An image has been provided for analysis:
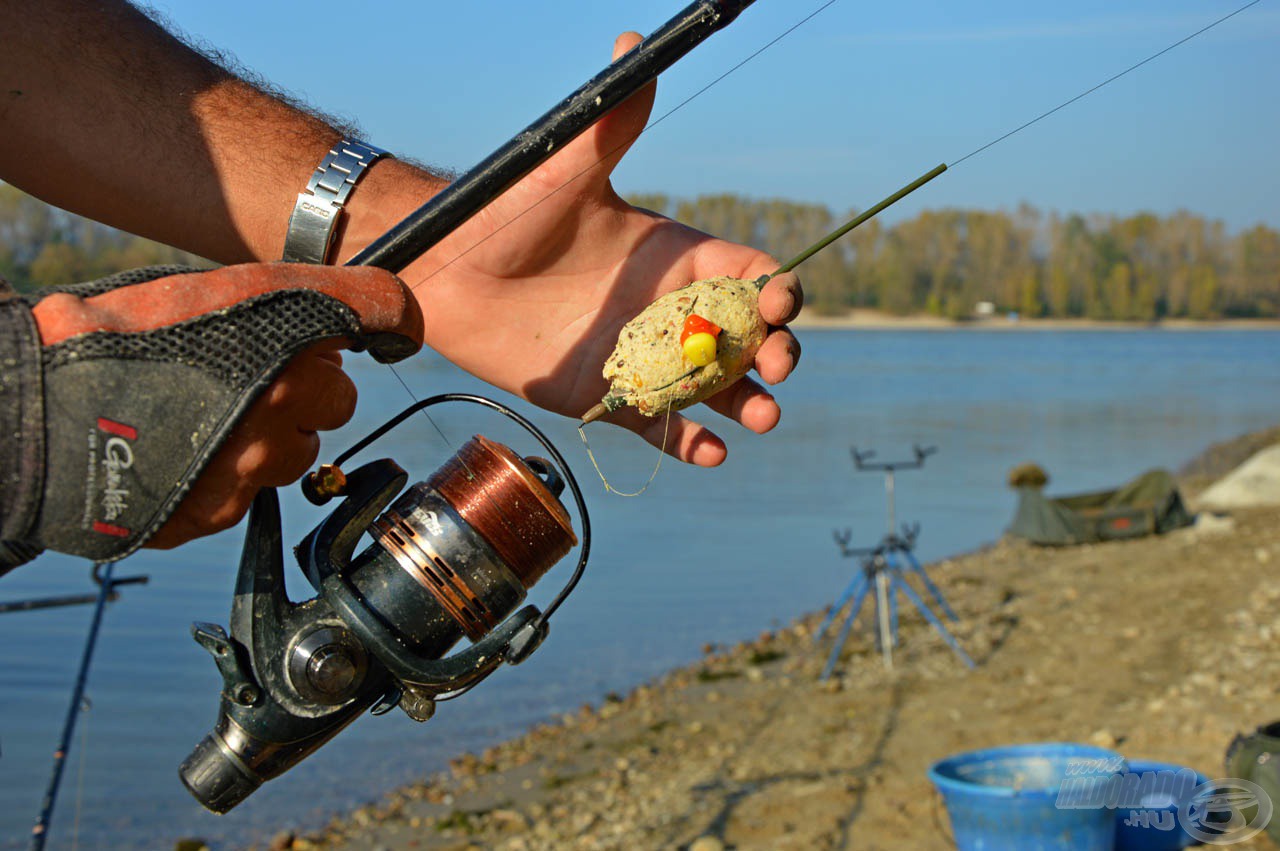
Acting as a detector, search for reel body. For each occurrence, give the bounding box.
[180,397,589,813]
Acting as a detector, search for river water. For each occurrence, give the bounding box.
[2,329,1278,849]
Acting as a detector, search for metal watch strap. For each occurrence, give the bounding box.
[282,139,390,264]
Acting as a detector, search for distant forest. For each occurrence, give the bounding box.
[0,185,206,290]
[633,193,1280,320]
[2,183,1277,319]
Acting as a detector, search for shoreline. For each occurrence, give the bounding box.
[789,307,1280,331]
[249,431,1280,851]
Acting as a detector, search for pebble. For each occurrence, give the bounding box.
[268,832,295,851]
[689,837,725,851]
[1089,729,1118,749]
[490,809,529,832]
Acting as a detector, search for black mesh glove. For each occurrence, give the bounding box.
[0,264,422,569]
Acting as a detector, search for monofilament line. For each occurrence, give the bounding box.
[384,1,840,485]
[950,0,1263,168]
[400,0,840,299]
[578,401,673,497]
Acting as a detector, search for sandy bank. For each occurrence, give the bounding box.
[259,434,1280,851]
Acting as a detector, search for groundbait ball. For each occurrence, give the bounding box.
[581,276,767,423]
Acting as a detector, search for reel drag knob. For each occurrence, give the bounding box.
[287,627,368,704]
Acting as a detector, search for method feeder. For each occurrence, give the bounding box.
[180,0,763,814]
[580,163,948,425]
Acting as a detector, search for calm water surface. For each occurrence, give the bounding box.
[2,330,1278,849]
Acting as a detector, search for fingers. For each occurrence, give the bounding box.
[146,343,358,549]
[37,264,425,355]
[702,376,781,434]
[259,341,358,433]
[606,407,728,468]
[593,31,655,171]
[546,31,655,192]
[754,326,802,386]
[758,271,804,325]
[605,377,782,468]
[613,30,643,58]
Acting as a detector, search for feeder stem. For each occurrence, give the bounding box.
[756,162,947,290]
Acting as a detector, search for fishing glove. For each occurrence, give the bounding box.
[0,264,423,571]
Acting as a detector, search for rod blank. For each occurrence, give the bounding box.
[349,1,757,273]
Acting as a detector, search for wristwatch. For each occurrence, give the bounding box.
[282,139,390,264]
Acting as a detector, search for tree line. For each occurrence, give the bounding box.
[0,184,206,290]
[2,182,1276,319]
[631,193,1279,320]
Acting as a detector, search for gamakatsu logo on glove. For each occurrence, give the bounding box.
[93,418,137,538]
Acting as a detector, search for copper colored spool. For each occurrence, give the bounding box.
[427,436,577,589]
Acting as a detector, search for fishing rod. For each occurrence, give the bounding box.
[0,563,147,615]
[29,563,147,851]
[178,1,763,814]
[348,0,758,272]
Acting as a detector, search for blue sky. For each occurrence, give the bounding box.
[149,0,1278,230]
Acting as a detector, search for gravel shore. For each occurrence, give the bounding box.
[253,439,1280,851]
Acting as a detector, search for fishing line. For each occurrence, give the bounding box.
[578,400,673,496]
[398,0,840,301]
[377,0,1258,498]
[382,358,535,553]
[377,0,840,487]
[949,0,1262,168]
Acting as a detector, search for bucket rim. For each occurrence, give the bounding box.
[1120,758,1209,785]
[928,741,1124,800]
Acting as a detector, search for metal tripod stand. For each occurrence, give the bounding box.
[814,446,974,677]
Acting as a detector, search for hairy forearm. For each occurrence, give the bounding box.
[0,0,447,265]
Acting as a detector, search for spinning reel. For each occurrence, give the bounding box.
[179,395,590,813]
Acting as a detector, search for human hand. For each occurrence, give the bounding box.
[384,32,802,467]
[28,264,422,557]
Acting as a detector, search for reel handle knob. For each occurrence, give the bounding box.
[302,464,348,506]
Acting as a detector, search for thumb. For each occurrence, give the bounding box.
[597,31,656,164]
[550,30,656,189]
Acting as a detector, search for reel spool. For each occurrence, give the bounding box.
[179,395,590,813]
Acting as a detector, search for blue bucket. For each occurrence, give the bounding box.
[929,742,1125,851]
[1113,760,1210,851]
